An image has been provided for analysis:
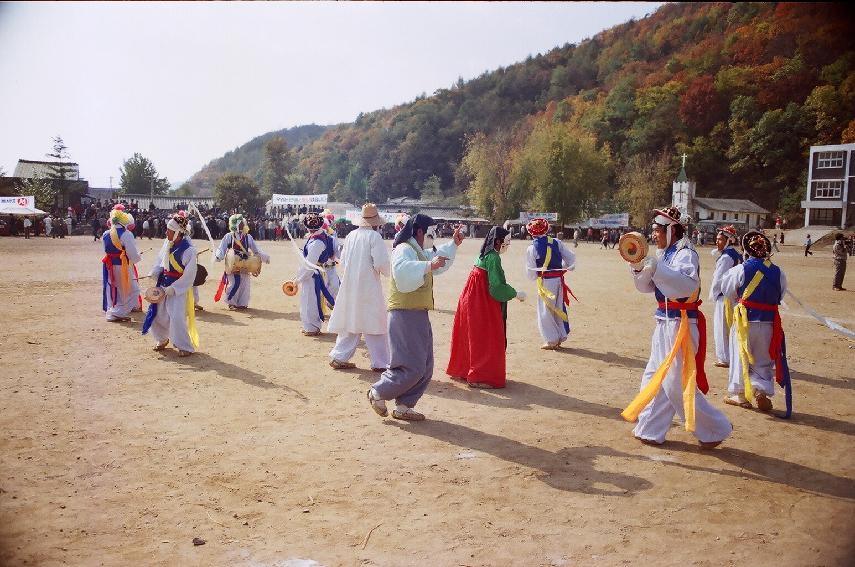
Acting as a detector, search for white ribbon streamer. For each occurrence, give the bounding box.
[189,203,217,268]
[785,289,855,339]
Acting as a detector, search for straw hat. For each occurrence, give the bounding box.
[356,203,383,227]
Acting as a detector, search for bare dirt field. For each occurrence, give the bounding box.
[1,234,853,567]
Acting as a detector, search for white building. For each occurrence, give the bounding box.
[672,158,769,229]
[13,159,80,180]
[801,143,854,229]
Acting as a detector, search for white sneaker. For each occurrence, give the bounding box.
[366,388,387,417]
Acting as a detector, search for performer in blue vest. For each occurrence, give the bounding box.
[721,230,791,415]
[213,213,270,310]
[142,212,199,357]
[524,218,577,350]
[621,205,732,448]
[708,225,742,368]
[101,205,142,322]
[294,212,341,336]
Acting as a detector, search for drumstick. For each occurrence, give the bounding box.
[196,247,210,256]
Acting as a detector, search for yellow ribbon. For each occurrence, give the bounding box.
[167,249,200,349]
[536,237,569,322]
[733,261,769,401]
[109,228,130,299]
[622,290,700,432]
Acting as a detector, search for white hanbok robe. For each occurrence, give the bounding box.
[327,227,391,367]
[295,235,340,332]
[720,263,788,397]
[214,232,269,307]
[103,228,142,321]
[708,247,739,364]
[631,246,732,444]
[147,240,198,352]
[525,239,576,344]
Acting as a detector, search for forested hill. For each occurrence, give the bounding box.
[187,3,855,222]
[189,124,327,195]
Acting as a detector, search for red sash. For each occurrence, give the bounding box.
[658,299,708,394]
[737,298,787,387]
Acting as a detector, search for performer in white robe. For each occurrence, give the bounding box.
[295,212,341,335]
[708,225,742,367]
[524,218,577,350]
[366,214,463,421]
[721,231,791,414]
[101,205,142,322]
[327,203,391,371]
[142,212,199,356]
[213,214,270,310]
[622,205,732,448]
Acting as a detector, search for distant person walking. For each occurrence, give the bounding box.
[23,217,32,239]
[804,234,813,256]
[833,233,847,291]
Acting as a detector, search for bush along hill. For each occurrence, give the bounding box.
[189,2,855,225]
[188,124,328,196]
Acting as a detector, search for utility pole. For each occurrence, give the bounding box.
[150,177,154,210]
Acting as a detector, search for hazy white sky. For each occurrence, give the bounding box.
[0,1,661,188]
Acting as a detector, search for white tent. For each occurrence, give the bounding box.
[0,204,47,215]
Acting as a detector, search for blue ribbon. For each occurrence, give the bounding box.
[312,272,335,322]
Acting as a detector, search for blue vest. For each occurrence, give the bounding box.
[230,233,250,259]
[157,238,191,287]
[304,233,334,265]
[533,236,563,270]
[721,246,742,266]
[738,258,781,322]
[102,227,126,264]
[654,244,700,319]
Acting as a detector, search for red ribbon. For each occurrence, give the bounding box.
[658,300,708,394]
[214,272,228,302]
[737,298,786,386]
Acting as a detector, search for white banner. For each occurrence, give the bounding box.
[519,211,558,222]
[586,213,629,228]
[345,209,399,223]
[0,195,35,208]
[271,193,328,206]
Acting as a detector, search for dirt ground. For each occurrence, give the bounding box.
[0,233,853,567]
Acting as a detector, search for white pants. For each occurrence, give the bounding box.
[150,293,195,352]
[712,296,731,364]
[536,277,569,344]
[633,318,733,444]
[224,270,252,307]
[106,265,137,321]
[727,322,775,396]
[329,332,391,369]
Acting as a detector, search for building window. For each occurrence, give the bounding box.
[814,180,843,199]
[734,213,739,221]
[817,151,845,168]
[810,208,841,225]
[722,212,727,220]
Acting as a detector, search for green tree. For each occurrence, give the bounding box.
[519,121,612,224]
[419,174,444,203]
[616,151,673,227]
[261,136,294,196]
[120,153,170,195]
[214,173,262,212]
[461,131,526,222]
[45,136,73,180]
[174,182,194,197]
[21,173,59,211]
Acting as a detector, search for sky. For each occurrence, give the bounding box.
[0,1,662,189]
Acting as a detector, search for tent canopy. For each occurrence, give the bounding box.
[0,204,47,215]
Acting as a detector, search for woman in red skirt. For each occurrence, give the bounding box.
[447,226,526,388]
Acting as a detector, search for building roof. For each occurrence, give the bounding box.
[693,197,769,214]
[675,166,689,183]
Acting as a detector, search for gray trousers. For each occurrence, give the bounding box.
[372,310,433,407]
[834,259,846,288]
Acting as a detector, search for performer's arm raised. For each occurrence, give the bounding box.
[391,245,431,293]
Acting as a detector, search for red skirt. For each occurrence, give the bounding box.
[446,267,506,388]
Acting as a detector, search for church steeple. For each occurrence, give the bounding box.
[672,153,696,219]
